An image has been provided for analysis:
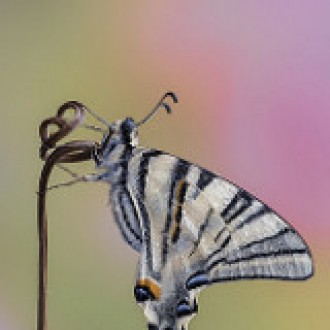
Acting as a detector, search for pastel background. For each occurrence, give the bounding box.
[0,1,329,329]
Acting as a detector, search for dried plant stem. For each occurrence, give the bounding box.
[37,101,96,330]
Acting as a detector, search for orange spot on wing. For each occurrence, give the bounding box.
[136,278,162,300]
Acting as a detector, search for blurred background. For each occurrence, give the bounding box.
[0,1,329,329]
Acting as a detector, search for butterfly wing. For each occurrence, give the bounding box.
[183,173,313,285]
[126,148,313,283]
[125,148,313,329]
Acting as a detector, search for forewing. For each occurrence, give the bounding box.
[126,148,313,283]
[182,167,314,286]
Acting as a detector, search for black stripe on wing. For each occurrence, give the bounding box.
[207,234,232,261]
[138,150,163,198]
[235,205,271,230]
[111,190,142,252]
[187,167,215,200]
[110,147,143,252]
[209,205,271,261]
[119,192,142,242]
[205,215,313,281]
[162,159,190,265]
[197,169,214,190]
[220,189,254,224]
[190,208,214,256]
[207,236,307,271]
[136,150,163,272]
[209,248,312,282]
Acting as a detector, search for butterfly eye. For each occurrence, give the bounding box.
[186,273,209,290]
[176,298,198,318]
[134,285,155,303]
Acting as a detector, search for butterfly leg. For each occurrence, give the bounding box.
[37,168,106,194]
[41,178,83,192]
[56,163,108,183]
[56,163,82,179]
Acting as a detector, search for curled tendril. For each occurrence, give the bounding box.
[39,100,88,160]
[37,101,97,330]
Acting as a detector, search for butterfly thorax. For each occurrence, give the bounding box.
[91,117,145,252]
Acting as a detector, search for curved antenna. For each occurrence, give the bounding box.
[82,124,107,133]
[83,105,111,127]
[136,92,179,127]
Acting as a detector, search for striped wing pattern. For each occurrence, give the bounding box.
[114,147,313,283]
[110,184,143,252]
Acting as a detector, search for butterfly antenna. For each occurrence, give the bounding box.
[82,124,107,133]
[136,92,179,127]
[82,105,111,127]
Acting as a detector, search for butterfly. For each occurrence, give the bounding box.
[66,92,313,330]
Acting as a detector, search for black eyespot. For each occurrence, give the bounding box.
[176,300,192,317]
[134,285,155,303]
[147,324,158,330]
[134,286,149,302]
[186,272,209,290]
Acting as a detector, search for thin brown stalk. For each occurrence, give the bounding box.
[37,101,96,330]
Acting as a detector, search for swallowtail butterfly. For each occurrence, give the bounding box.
[75,92,313,330]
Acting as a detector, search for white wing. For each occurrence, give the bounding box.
[180,165,313,286]
[125,149,313,285]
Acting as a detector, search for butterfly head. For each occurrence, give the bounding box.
[91,92,178,169]
[134,257,202,330]
[93,117,138,168]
